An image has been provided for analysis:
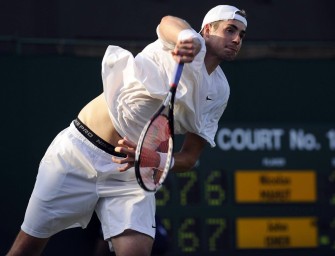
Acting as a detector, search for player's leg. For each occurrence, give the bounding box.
[111,229,154,256]
[6,230,49,256]
[96,180,156,256]
[7,124,100,255]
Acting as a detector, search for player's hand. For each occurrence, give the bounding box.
[112,137,136,172]
[172,37,201,63]
[112,137,161,172]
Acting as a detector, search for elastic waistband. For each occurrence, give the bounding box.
[73,118,125,157]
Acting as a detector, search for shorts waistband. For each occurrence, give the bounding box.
[73,118,125,157]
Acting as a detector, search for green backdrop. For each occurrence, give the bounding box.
[1,54,334,255]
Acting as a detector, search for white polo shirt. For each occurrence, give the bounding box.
[102,28,229,147]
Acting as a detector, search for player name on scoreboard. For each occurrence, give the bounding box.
[235,170,317,203]
[236,217,318,249]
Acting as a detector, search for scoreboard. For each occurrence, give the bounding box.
[155,124,335,256]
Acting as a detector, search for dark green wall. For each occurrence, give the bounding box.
[1,54,334,255]
[0,55,103,255]
[221,59,335,124]
[1,0,334,41]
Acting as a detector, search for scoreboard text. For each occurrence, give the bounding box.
[156,124,335,255]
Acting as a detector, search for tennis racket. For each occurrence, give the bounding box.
[134,62,184,192]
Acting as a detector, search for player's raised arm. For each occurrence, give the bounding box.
[158,15,202,63]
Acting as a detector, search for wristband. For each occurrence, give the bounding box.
[158,152,175,170]
[178,29,198,41]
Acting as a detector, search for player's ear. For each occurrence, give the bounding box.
[202,24,211,38]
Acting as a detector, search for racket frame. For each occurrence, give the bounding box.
[135,63,184,192]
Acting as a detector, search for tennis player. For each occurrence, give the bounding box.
[7,5,247,256]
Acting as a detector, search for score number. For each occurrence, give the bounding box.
[156,170,228,253]
[156,169,227,207]
[161,217,228,253]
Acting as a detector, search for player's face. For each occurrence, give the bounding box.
[205,20,246,61]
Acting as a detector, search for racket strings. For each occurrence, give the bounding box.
[140,115,170,168]
[139,115,172,188]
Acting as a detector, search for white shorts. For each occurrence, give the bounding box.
[21,121,156,241]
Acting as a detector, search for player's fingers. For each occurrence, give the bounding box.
[118,137,136,149]
[174,37,201,60]
[112,155,135,164]
[112,156,122,164]
[114,146,135,157]
[117,163,134,172]
[179,38,193,44]
[172,53,193,63]
[172,46,198,63]
[173,46,195,56]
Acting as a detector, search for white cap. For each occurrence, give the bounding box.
[200,5,247,31]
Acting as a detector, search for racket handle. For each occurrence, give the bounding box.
[171,63,184,87]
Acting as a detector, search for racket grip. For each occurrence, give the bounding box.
[172,63,184,86]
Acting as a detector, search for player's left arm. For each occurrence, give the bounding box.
[112,132,206,173]
[172,132,207,172]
